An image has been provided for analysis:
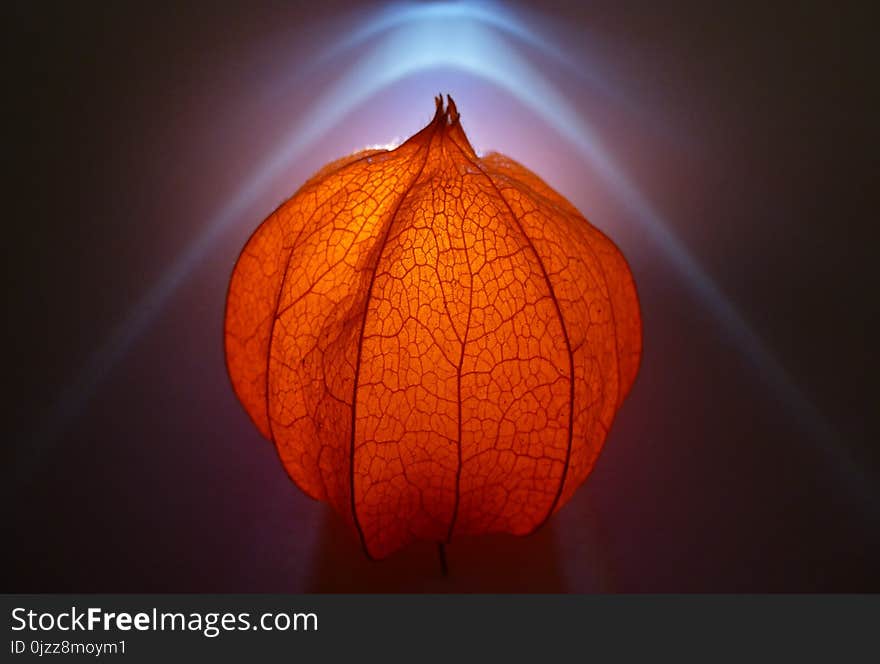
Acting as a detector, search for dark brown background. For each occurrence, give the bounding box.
[4,0,877,591]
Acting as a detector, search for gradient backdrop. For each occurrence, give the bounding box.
[5,0,877,592]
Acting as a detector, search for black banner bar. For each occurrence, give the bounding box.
[2,595,876,661]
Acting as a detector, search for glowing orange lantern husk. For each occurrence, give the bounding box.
[225,96,641,560]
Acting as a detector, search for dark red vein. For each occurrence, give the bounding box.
[347,123,441,559]
[447,137,576,531]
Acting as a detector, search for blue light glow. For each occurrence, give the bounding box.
[23,1,876,513]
